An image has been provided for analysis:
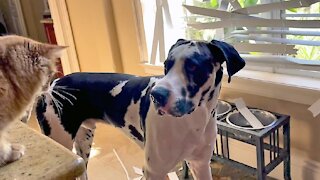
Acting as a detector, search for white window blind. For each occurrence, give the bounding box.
[136,0,320,77]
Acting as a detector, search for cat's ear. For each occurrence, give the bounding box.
[41,44,67,59]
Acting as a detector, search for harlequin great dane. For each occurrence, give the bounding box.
[35,39,245,179]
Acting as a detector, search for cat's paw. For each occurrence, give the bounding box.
[0,142,25,166]
[7,144,25,163]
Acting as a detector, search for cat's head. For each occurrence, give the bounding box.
[0,35,66,87]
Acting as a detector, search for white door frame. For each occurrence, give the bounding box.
[48,0,80,74]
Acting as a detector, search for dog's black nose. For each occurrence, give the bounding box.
[150,87,170,107]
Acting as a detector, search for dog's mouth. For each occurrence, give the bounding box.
[157,108,166,116]
[154,104,170,116]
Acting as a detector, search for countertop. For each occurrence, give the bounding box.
[0,121,85,180]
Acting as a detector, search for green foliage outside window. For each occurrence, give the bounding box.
[286,3,320,61]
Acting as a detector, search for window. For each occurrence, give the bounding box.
[136,0,320,78]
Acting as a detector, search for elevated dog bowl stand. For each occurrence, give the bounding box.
[183,108,291,180]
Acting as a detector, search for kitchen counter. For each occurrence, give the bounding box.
[0,121,85,179]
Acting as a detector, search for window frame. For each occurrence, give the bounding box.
[136,0,320,105]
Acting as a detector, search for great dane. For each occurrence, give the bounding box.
[35,39,245,179]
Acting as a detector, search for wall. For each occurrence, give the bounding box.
[66,0,122,72]
[111,0,144,76]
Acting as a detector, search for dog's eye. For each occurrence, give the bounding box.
[187,64,196,72]
[186,61,197,72]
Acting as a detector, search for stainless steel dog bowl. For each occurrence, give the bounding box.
[217,100,232,117]
[226,109,277,130]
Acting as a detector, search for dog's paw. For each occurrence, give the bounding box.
[7,144,25,163]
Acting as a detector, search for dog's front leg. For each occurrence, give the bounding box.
[187,118,217,180]
[143,149,171,180]
[143,169,167,180]
[143,130,178,180]
[187,143,215,180]
[187,155,213,180]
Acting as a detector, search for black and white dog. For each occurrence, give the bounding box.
[35,39,245,179]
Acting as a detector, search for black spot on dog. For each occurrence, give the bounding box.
[164,59,175,75]
[211,109,216,117]
[215,67,223,87]
[133,90,142,104]
[140,81,156,132]
[184,51,213,98]
[129,125,144,142]
[198,86,211,106]
[36,95,51,136]
[208,89,215,102]
[187,85,199,98]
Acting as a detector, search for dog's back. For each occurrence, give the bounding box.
[36,72,160,147]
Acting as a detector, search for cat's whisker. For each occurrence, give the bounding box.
[52,90,74,106]
[48,93,63,118]
[51,94,63,109]
[55,89,77,100]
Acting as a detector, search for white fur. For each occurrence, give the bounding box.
[109,80,128,97]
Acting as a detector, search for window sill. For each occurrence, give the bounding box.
[143,64,320,105]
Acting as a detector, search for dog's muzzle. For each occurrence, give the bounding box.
[150,87,195,117]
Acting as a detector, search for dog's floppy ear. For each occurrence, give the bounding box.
[208,39,245,83]
[168,39,190,53]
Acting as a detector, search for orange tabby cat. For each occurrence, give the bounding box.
[0,35,65,166]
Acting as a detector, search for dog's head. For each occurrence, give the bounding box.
[150,39,245,117]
